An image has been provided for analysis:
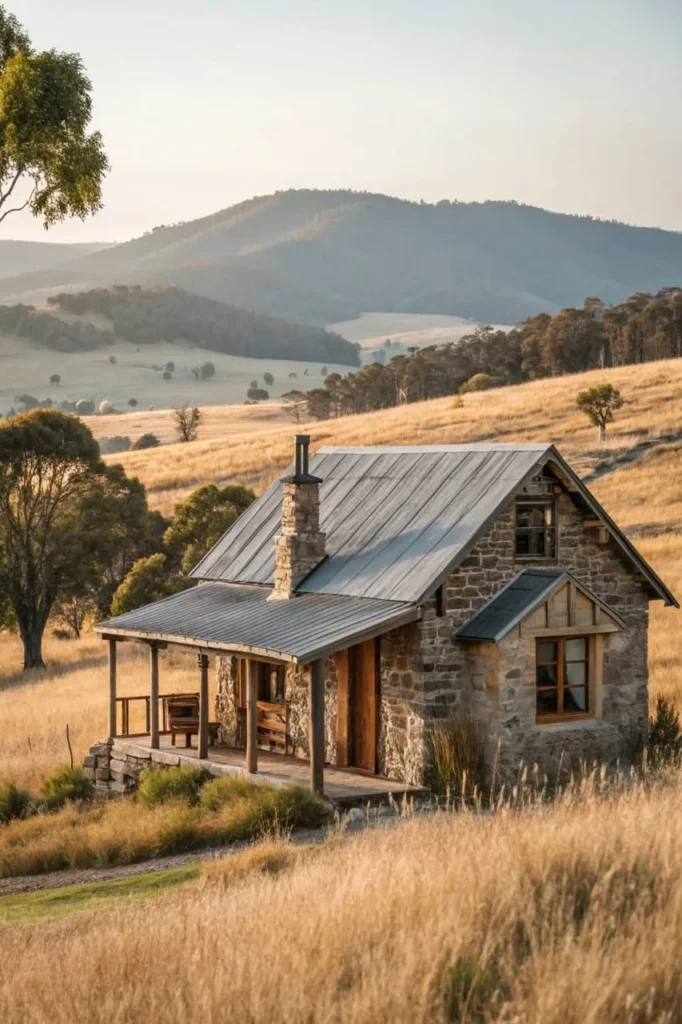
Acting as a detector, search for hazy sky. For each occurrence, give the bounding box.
[8,0,682,243]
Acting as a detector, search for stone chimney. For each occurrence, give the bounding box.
[269,435,326,600]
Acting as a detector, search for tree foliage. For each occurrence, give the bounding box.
[0,409,156,668]
[110,553,190,617]
[164,483,255,573]
[173,404,202,442]
[0,6,108,228]
[576,383,624,440]
[287,289,682,420]
[47,286,359,364]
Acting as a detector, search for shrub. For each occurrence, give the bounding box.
[40,766,94,811]
[165,360,175,372]
[0,782,31,824]
[128,397,138,407]
[246,386,269,401]
[75,398,95,415]
[138,766,211,808]
[459,373,505,394]
[199,777,325,830]
[98,435,131,454]
[199,776,266,811]
[132,432,161,450]
[649,696,682,765]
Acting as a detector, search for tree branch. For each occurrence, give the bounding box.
[0,183,36,225]
[0,167,25,208]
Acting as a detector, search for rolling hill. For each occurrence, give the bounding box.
[2,191,682,324]
[0,239,109,278]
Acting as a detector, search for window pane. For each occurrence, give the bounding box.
[565,638,587,661]
[515,532,531,555]
[564,687,588,713]
[536,665,557,688]
[537,688,558,714]
[565,662,586,687]
[537,642,558,664]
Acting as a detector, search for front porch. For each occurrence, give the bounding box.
[110,734,425,807]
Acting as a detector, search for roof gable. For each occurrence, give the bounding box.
[455,569,627,642]
[190,443,677,608]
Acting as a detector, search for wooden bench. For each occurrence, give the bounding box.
[167,696,218,749]
[257,701,290,754]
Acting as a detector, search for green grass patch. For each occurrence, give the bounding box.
[0,864,200,924]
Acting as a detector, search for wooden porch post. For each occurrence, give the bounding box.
[108,639,117,739]
[310,659,325,797]
[246,659,258,773]
[149,644,160,749]
[198,653,209,759]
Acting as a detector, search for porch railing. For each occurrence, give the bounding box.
[116,692,200,738]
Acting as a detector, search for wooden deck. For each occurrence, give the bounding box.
[113,734,425,806]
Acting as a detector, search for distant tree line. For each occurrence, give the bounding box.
[0,303,114,352]
[47,285,360,365]
[284,288,682,419]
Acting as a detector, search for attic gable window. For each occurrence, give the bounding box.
[515,474,557,560]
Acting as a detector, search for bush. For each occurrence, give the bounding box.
[0,782,31,824]
[459,373,505,394]
[132,432,161,450]
[98,435,131,454]
[128,397,138,407]
[199,777,325,830]
[162,370,172,380]
[246,387,269,401]
[40,766,94,811]
[138,766,211,808]
[649,696,682,765]
[75,398,95,415]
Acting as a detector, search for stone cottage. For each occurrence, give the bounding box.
[98,437,677,794]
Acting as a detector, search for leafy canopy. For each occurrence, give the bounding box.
[0,6,108,227]
[164,483,255,574]
[576,383,624,430]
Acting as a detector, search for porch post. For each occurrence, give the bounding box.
[108,639,117,739]
[246,659,258,773]
[310,659,325,797]
[198,653,209,759]
[149,644,160,749]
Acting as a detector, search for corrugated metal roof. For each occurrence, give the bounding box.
[455,568,628,642]
[97,583,420,664]
[191,443,677,608]
[191,444,550,603]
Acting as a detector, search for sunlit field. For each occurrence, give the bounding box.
[2,359,682,788]
[105,358,682,514]
[4,779,682,1022]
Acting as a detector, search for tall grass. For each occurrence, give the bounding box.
[0,778,325,877]
[3,776,682,1022]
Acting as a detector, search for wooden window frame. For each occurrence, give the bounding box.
[515,496,557,561]
[536,636,591,723]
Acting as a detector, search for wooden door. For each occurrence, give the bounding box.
[335,638,379,772]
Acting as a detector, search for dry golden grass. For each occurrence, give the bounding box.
[2,358,682,788]
[3,778,682,1022]
[0,636,209,792]
[107,358,682,515]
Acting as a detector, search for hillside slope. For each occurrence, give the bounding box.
[0,240,109,279]
[1,191,682,324]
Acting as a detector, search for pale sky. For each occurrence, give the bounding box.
[8,0,682,243]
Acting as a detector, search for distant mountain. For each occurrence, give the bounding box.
[2,191,682,324]
[0,239,110,279]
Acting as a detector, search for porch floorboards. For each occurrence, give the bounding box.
[114,734,426,806]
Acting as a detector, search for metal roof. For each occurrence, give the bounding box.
[97,582,420,664]
[191,442,677,608]
[192,444,551,603]
[455,568,628,642]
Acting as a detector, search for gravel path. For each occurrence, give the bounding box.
[0,827,327,896]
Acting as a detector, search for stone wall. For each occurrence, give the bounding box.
[420,487,651,784]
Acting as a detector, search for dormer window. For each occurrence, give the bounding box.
[515,474,557,559]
